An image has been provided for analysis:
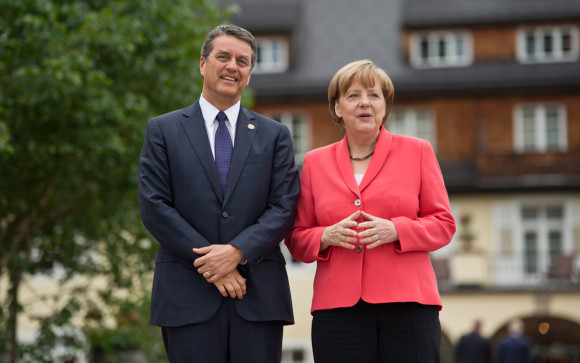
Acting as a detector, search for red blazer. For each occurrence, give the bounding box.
[286,127,455,313]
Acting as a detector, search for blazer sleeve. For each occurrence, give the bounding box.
[285,152,330,263]
[229,124,300,270]
[391,139,455,253]
[138,117,209,263]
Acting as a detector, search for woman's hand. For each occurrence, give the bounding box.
[357,211,398,249]
[320,211,360,251]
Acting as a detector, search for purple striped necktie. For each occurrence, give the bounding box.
[214,111,233,195]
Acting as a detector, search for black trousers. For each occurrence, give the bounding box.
[161,298,283,363]
[312,300,441,363]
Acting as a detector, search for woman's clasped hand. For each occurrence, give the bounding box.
[321,210,399,251]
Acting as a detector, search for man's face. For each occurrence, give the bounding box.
[200,34,253,108]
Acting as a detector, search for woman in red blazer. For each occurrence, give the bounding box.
[286,60,455,363]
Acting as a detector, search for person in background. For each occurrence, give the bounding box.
[454,319,491,363]
[138,24,300,362]
[285,59,455,363]
[497,318,532,363]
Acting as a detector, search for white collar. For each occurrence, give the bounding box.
[199,96,240,129]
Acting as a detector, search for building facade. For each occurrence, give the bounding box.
[232,0,580,362]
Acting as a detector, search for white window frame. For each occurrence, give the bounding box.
[389,108,436,150]
[410,30,473,68]
[516,25,580,63]
[269,112,311,165]
[254,36,289,73]
[493,196,578,286]
[513,103,567,153]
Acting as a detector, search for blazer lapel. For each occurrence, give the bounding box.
[358,126,392,192]
[180,101,223,200]
[336,135,361,198]
[224,106,257,203]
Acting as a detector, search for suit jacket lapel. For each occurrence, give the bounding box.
[224,106,257,203]
[180,101,223,200]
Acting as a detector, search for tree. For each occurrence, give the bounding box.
[0,1,237,361]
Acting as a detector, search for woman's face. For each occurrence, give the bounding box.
[335,79,385,137]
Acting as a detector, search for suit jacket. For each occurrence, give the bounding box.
[455,332,491,363]
[138,100,300,327]
[497,335,532,363]
[286,127,455,313]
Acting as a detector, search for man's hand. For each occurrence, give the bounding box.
[214,270,247,299]
[193,244,244,283]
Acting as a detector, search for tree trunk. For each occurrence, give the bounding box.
[7,269,21,363]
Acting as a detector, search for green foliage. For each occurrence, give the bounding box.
[85,295,167,363]
[0,0,237,360]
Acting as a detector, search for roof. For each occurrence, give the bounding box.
[231,0,405,99]
[403,0,580,28]
[230,0,580,100]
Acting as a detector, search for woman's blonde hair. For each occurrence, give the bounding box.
[328,59,394,127]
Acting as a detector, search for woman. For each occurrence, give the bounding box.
[285,60,455,363]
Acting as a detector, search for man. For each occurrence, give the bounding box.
[454,319,491,363]
[138,24,300,362]
[497,318,532,363]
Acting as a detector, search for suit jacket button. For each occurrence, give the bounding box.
[222,212,229,218]
[354,199,361,206]
[356,245,363,253]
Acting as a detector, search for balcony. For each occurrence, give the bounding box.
[431,251,580,291]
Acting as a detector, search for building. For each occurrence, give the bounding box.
[232,0,580,362]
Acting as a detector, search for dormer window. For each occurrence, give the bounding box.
[410,31,473,68]
[513,103,567,153]
[517,25,579,63]
[254,37,289,73]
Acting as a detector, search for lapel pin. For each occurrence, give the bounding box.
[247,124,255,130]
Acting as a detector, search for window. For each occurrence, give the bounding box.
[389,108,436,148]
[270,112,310,165]
[254,37,289,73]
[517,25,579,63]
[410,31,472,68]
[493,198,580,286]
[521,205,564,277]
[513,104,567,153]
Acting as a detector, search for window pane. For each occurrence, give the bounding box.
[549,230,562,268]
[390,113,406,135]
[522,207,538,220]
[562,32,572,52]
[544,33,553,53]
[272,42,280,63]
[438,38,446,58]
[525,33,535,55]
[545,107,560,149]
[420,38,429,61]
[256,45,264,64]
[546,206,563,220]
[416,112,431,140]
[522,110,536,151]
[454,35,464,57]
[524,232,538,274]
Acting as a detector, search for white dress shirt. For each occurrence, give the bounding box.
[199,95,240,159]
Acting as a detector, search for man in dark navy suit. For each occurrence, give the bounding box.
[138,24,300,362]
[497,318,532,363]
[454,319,491,363]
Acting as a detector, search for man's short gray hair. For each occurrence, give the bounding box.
[201,24,257,70]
